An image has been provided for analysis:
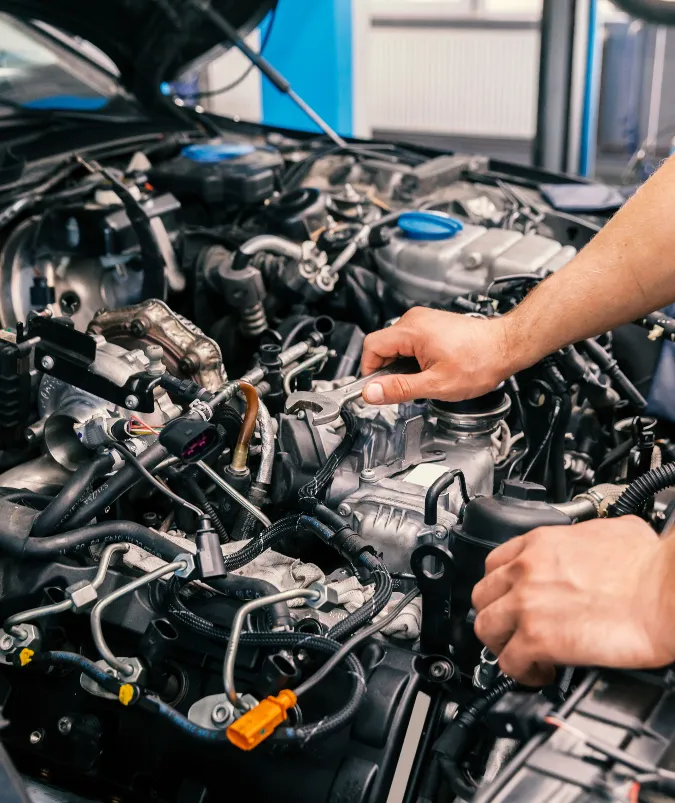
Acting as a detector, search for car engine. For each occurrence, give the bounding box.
[0,131,672,803]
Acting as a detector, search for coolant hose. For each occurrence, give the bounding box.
[62,441,169,530]
[31,452,115,537]
[610,462,675,517]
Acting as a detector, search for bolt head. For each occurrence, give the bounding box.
[361,468,375,479]
[429,660,452,681]
[29,730,44,745]
[124,395,139,410]
[433,525,447,540]
[40,355,55,371]
[57,717,73,735]
[337,503,352,517]
[130,319,147,337]
[211,704,230,725]
[0,634,14,651]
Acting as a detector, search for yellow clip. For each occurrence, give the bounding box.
[19,648,34,667]
[118,684,134,706]
[227,689,297,751]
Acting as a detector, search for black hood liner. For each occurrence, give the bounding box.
[0,0,276,109]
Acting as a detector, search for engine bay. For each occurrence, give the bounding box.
[0,127,672,803]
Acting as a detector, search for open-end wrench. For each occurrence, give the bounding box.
[284,357,420,425]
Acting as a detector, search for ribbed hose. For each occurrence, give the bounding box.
[31,452,114,536]
[165,582,366,744]
[436,676,519,802]
[610,462,675,517]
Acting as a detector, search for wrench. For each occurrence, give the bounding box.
[284,357,420,425]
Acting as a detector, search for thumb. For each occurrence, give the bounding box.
[363,369,440,405]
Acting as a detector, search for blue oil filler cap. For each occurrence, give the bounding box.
[181,142,256,163]
[398,211,464,241]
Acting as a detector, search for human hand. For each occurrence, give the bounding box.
[361,308,514,405]
[471,517,675,686]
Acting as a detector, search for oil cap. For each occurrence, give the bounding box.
[398,211,463,241]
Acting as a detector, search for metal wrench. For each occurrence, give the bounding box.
[284,357,420,425]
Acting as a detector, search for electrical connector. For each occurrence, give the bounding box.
[487,691,555,741]
[226,689,297,751]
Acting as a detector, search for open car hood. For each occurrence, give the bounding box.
[0,0,276,109]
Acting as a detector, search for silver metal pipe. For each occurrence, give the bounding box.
[223,587,321,710]
[282,348,330,396]
[551,498,598,521]
[210,342,315,409]
[5,543,130,636]
[238,235,304,261]
[90,559,186,676]
[196,461,272,529]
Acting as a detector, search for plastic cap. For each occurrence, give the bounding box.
[227,689,297,751]
[398,211,464,241]
[181,143,255,163]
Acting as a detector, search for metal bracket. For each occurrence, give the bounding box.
[410,543,454,657]
[362,415,445,483]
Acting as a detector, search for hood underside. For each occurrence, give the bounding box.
[0,0,276,108]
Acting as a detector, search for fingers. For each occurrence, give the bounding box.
[363,368,440,405]
[472,565,515,612]
[361,319,416,376]
[498,637,556,686]
[484,536,526,574]
[473,599,518,655]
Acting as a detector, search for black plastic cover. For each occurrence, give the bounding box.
[147,146,283,206]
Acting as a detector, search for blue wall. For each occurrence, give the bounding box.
[261,0,353,137]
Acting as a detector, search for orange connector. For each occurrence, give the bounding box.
[226,689,297,751]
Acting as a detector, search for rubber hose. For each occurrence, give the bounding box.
[610,461,675,517]
[0,491,53,509]
[63,442,169,530]
[31,452,115,537]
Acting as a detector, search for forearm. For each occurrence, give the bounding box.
[503,155,675,372]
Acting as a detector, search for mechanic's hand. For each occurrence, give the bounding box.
[471,517,675,686]
[361,307,513,405]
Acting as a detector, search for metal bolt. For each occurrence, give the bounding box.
[433,525,447,540]
[211,704,230,725]
[29,730,44,745]
[40,355,54,371]
[0,634,13,651]
[361,468,375,480]
[296,410,306,420]
[429,660,452,682]
[124,395,139,410]
[505,722,514,734]
[130,319,147,337]
[57,717,73,735]
[337,503,352,517]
